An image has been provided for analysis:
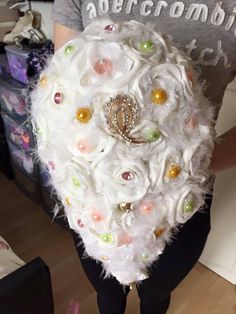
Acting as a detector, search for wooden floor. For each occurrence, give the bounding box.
[0,172,235,314]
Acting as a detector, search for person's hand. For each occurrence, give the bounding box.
[210,126,236,173]
[54,23,79,50]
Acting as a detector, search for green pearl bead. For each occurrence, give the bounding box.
[147,130,161,142]
[72,176,80,187]
[100,233,113,244]
[139,40,154,52]
[64,44,74,56]
[141,253,149,260]
[183,200,194,213]
[36,127,42,135]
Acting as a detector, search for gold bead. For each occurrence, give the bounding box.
[166,164,181,179]
[151,88,168,105]
[76,107,92,124]
[154,228,165,237]
[118,202,134,212]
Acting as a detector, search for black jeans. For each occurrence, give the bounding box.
[72,194,212,314]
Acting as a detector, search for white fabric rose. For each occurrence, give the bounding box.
[93,155,150,203]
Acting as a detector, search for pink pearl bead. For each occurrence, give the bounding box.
[92,213,102,221]
[77,219,85,228]
[77,140,90,153]
[119,234,132,245]
[94,59,113,75]
[185,117,198,129]
[122,171,135,181]
[140,201,154,214]
[48,161,55,170]
[54,92,63,104]
[104,24,116,32]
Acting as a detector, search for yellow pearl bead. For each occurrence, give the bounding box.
[100,255,109,261]
[76,107,92,124]
[167,164,181,179]
[39,76,47,86]
[151,88,168,105]
[65,197,71,206]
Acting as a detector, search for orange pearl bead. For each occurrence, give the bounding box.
[166,164,181,179]
[151,88,168,105]
[92,214,101,221]
[77,139,91,153]
[140,201,154,214]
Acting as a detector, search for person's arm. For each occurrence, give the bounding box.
[53,22,79,51]
[211,126,236,173]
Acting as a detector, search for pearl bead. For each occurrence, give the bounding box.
[166,164,181,179]
[77,140,90,153]
[54,92,63,104]
[104,24,116,32]
[140,201,154,214]
[141,253,149,260]
[65,197,71,206]
[94,59,113,75]
[39,76,47,86]
[185,117,198,129]
[76,107,92,124]
[100,255,109,261]
[147,130,161,142]
[151,88,168,105]
[121,171,135,181]
[72,176,80,187]
[48,161,55,170]
[154,228,165,237]
[77,219,84,228]
[100,233,113,243]
[139,40,154,52]
[64,44,74,56]
[92,214,100,220]
[183,200,194,213]
[119,233,132,245]
[92,212,103,221]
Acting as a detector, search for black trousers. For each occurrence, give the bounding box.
[72,195,212,314]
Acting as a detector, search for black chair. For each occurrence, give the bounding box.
[0,257,54,314]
